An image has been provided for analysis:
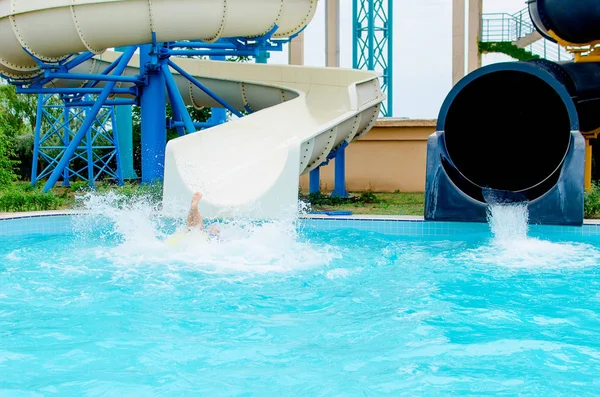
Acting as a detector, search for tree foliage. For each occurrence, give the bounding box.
[0,82,38,182]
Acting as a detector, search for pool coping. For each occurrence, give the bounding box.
[2,210,600,224]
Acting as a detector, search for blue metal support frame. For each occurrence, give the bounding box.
[331,142,349,198]
[43,46,136,191]
[31,93,123,189]
[208,55,228,126]
[62,105,71,187]
[353,0,393,116]
[167,59,244,118]
[161,63,196,134]
[12,27,298,190]
[309,168,321,194]
[139,43,167,184]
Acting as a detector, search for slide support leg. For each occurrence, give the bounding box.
[310,168,320,194]
[331,143,349,198]
[43,46,137,192]
[140,44,167,184]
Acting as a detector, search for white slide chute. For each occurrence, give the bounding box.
[0,0,385,218]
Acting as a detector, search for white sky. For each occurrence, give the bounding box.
[267,0,529,119]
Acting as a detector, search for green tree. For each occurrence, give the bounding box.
[0,130,18,186]
[0,82,38,180]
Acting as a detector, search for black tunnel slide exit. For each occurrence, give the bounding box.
[424,60,598,225]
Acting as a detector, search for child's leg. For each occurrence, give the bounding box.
[186,192,204,230]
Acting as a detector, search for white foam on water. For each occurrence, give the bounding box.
[487,202,529,242]
[71,191,338,274]
[460,203,600,269]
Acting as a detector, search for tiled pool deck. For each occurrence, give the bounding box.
[2,210,600,238]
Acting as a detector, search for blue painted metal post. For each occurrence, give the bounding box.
[111,109,124,185]
[256,50,270,64]
[353,0,393,116]
[30,94,44,185]
[166,86,186,137]
[309,168,320,194]
[43,46,136,192]
[161,63,195,133]
[387,0,393,114]
[367,0,375,71]
[331,143,349,198]
[62,105,71,187]
[113,46,137,180]
[140,44,167,184]
[209,55,227,125]
[85,103,94,187]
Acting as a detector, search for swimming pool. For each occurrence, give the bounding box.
[2,202,600,395]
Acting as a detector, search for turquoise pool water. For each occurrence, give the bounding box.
[2,204,600,395]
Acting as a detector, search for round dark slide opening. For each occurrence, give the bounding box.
[444,71,572,192]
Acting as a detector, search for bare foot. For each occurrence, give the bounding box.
[191,192,202,208]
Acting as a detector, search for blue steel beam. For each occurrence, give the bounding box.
[209,55,227,126]
[30,95,45,185]
[171,121,215,129]
[331,142,349,198]
[165,50,256,57]
[167,60,243,118]
[309,168,320,194]
[43,46,137,192]
[170,41,238,49]
[140,43,167,184]
[161,63,196,134]
[17,87,133,95]
[353,0,393,116]
[64,99,136,107]
[62,105,71,187]
[46,73,140,83]
[166,86,187,137]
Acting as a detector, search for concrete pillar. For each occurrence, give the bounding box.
[452,0,466,85]
[468,0,483,73]
[288,31,304,65]
[326,0,340,67]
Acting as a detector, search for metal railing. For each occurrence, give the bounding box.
[481,8,572,62]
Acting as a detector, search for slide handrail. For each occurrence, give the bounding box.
[481,8,571,62]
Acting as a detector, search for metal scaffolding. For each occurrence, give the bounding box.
[31,94,122,188]
[3,28,293,191]
[353,0,393,116]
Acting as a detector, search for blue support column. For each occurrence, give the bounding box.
[353,0,393,116]
[115,104,137,179]
[256,50,270,64]
[62,106,71,187]
[140,44,167,184]
[30,95,44,185]
[111,109,124,186]
[331,143,349,198]
[85,103,94,187]
[166,86,186,137]
[161,63,195,133]
[309,168,321,194]
[209,55,227,126]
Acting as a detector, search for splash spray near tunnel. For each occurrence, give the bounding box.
[425,0,600,226]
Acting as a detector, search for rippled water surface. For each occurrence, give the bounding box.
[2,199,600,395]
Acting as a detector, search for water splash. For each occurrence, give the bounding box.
[486,202,529,242]
[70,191,337,274]
[460,202,600,269]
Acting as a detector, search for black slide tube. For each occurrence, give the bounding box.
[529,0,600,44]
[437,60,600,201]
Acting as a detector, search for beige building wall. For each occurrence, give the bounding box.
[453,0,482,85]
[299,119,436,193]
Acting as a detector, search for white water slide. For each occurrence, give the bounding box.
[0,0,385,219]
